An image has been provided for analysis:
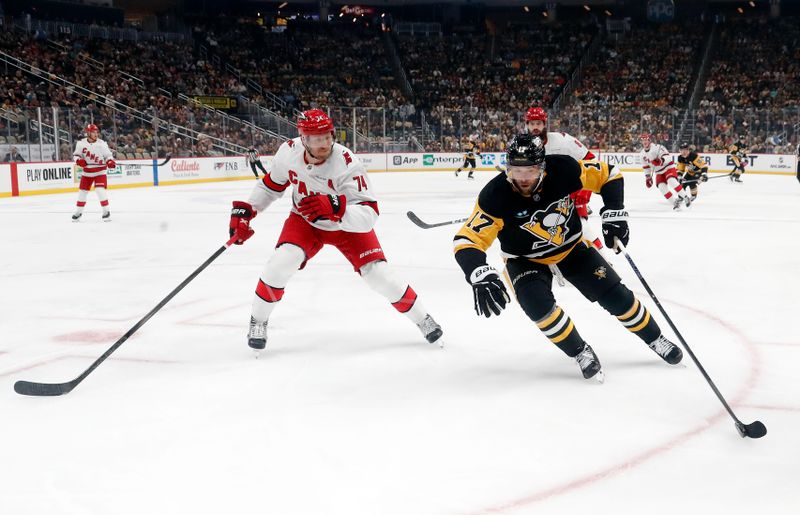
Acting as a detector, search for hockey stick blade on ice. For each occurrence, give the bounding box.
[14,235,238,397]
[615,239,766,439]
[407,211,468,229]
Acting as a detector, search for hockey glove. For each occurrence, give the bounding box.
[76,158,88,168]
[298,194,346,223]
[601,208,629,253]
[469,265,510,318]
[645,175,653,188]
[700,172,709,182]
[229,201,256,245]
[106,159,116,170]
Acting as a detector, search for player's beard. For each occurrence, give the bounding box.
[306,144,332,163]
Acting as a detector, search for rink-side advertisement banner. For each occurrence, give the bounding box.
[596,152,797,174]
[1,152,795,198]
[156,156,263,185]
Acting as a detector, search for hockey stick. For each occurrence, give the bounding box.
[14,235,238,397]
[407,211,468,229]
[614,239,767,439]
[118,155,172,168]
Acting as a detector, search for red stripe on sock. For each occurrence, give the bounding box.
[77,201,86,207]
[664,192,673,199]
[392,286,418,313]
[256,280,284,303]
[674,184,683,192]
[100,200,109,206]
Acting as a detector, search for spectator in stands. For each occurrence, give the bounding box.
[2,146,25,162]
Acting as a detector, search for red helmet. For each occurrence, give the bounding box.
[86,123,99,134]
[297,109,334,136]
[525,107,548,123]
[640,133,652,142]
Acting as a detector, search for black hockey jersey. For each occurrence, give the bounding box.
[454,155,623,275]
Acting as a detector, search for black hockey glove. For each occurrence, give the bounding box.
[469,265,510,317]
[700,171,709,182]
[600,208,629,253]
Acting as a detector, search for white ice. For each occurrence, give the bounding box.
[1,171,798,515]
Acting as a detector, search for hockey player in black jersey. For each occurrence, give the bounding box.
[677,143,708,201]
[455,141,482,180]
[453,133,683,381]
[729,141,748,183]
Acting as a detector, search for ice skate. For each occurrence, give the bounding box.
[647,335,683,365]
[248,316,268,356]
[574,343,604,382]
[454,169,460,177]
[734,175,743,183]
[672,198,683,210]
[71,212,82,222]
[102,211,111,222]
[467,172,474,180]
[683,195,692,208]
[417,314,443,346]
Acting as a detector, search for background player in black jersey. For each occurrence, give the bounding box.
[453,134,683,381]
[729,140,748,182]
[677,143,708,201]
[455,139,482,180]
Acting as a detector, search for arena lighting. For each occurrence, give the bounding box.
[605,10,612,16]
[339,12,344,17]
[523,6,530,12]
[542,10,548,17]
[737,7,744,12]
[278,2,288,8]
[749,1,756,6]
[583,5,591,11]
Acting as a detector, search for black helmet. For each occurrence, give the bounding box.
[507,133,546,167]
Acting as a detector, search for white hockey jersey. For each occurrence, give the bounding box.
[73,138,114,177]
[248,138,379,233]
[543,131,595,161]
[641,143,675,177]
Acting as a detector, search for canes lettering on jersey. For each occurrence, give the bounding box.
[74,138,114,177]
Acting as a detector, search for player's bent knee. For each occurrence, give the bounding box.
[515,284,556,321]
[597,282,635,316]
[270,243,306,271]
[359,260,395,292]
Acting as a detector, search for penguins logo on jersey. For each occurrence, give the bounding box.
[521,198,573,249]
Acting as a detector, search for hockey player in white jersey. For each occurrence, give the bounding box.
[640,134,691,210]
[228,109,443,352]
[525,107,602,249]
[72,123,115,221]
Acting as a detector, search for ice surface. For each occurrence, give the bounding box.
[1,171,798,514]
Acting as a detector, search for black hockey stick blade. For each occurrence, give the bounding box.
[14,380,75,397]
[406,211,468,229]
[157,155,172,166]
[736,420,767,439]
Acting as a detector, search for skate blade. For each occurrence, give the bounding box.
[252,349,263,359]
[592,370,605,384]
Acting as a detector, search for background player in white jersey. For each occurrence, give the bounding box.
[229,109,443,352]
[640,134,691,210]
[72,123,115,221]
[525,107,602,249]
